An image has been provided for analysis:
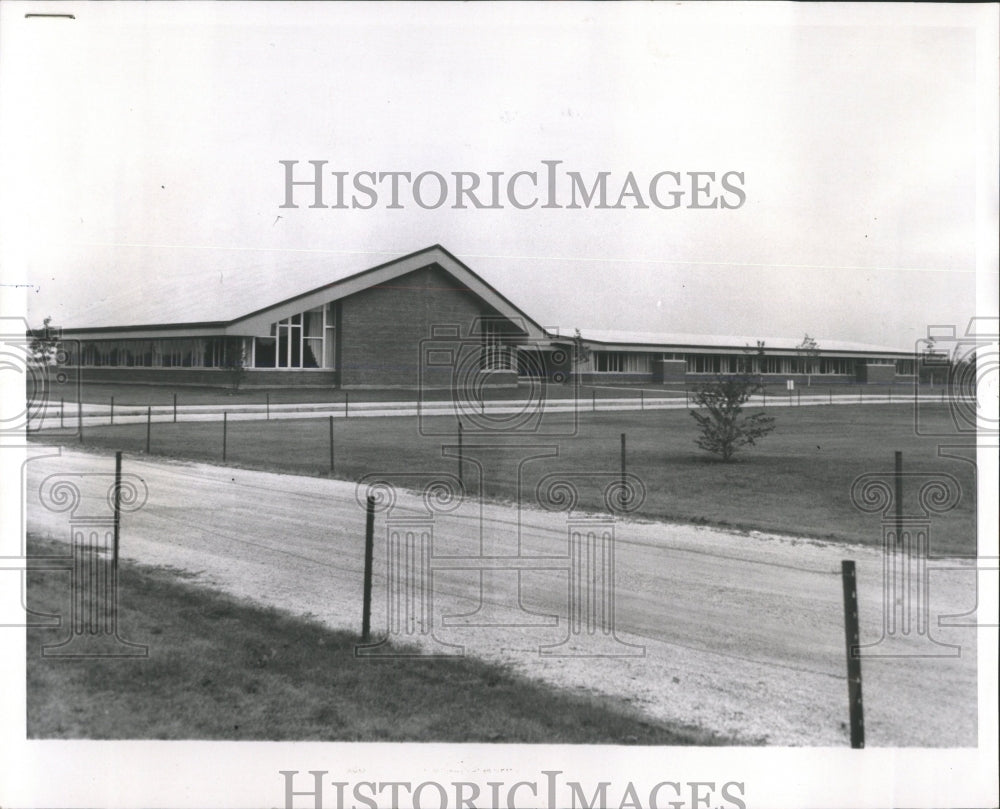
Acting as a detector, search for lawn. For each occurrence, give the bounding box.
[25,535,733,743]
[30,403,977,555]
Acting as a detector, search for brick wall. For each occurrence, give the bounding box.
[857,364,896,385]
[338,263,504,389]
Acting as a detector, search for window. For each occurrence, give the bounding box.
[481,320,513,371]
[258,304,336,369]
[595,352,651,373]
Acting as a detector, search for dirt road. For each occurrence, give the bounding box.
[24,447,978,746]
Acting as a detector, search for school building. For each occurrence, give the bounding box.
[55,244,917,389]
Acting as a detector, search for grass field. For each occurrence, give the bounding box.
[30,403,977,554]
[25,535,734,743]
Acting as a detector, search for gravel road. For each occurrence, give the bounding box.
[25,447,978,746]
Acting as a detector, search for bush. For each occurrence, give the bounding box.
[689,376,776,461]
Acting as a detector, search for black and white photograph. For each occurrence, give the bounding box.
[1,2,997,807]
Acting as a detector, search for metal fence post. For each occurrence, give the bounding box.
[222,411,228,462]
[145,406,151,454]
[330,414,342,476]
[361,495,375,643]
[620,432,627,510]
[113,451,122,568]
[841,560,865,748]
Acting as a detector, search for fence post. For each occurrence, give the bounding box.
[222,411,228,462]
[173,393,177,423]
[113,450,122,568]
[145,406,151,454]
[640,390,644,411]
[797,389,801,406]
[361,495,375,643]
[592,391,596,413]
[620,432,627,510]
[829,387,832,405]
[894,451,903,547]
[110,396,114,426]
[457,419,464,484]
[60,397,64,429]
[841,560,865,748]
[266,392,270,421]
[330,414,342,477]
[78,401,83,443]
[345,391,349,418]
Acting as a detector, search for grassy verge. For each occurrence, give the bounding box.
[31,405,977,554]
[25,535,733,743]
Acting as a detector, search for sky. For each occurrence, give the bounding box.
[1,3,996,352]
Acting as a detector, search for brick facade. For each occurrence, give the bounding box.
[338,263,511,389]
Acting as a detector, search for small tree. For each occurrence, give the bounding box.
[796,333,821,386]
[571,328,591,382]
[224,339,247,393]
[689,375,776,462]
[28,316,60,365]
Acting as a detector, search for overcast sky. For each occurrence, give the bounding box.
[2,3,996,350]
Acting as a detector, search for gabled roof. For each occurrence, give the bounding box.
[547,327,913,356]
[57,245,549,340]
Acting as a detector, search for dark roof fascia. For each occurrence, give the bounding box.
[576,336,914,358]
[230,244,549,337]
[59,321,229,337]
[62,245,549,338]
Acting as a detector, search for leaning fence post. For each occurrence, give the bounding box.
[113,451,122,568]
[222,411,228,462]
[145,406,151,454]
[361,495,375,643]
[841,560,865,748]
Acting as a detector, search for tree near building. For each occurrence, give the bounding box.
[689,375,776,462]
[28,316,60,365]
[796,333,820,386]
[570,328,591,381]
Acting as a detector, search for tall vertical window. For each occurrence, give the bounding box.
[481,321,512,370]
[257,304,336,369]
